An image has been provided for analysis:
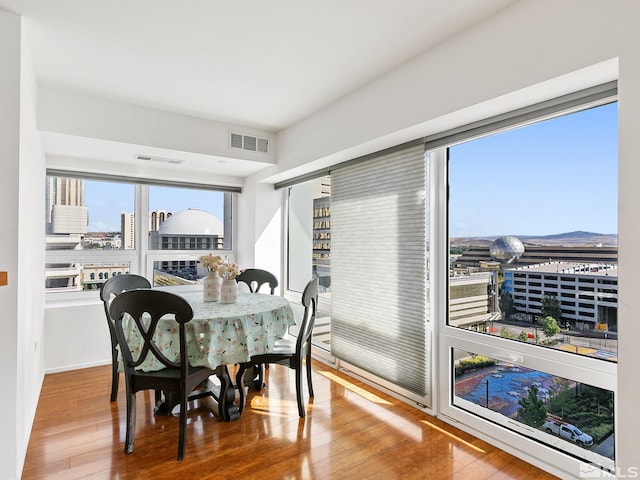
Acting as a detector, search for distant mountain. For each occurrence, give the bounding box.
[451,231,618,247]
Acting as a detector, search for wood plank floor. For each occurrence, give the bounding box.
[23,362,558,479]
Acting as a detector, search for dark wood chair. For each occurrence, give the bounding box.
[236,268,278,294]
[100,274,151,401]
[236,268,279,385]
[109,289,216,460]
[236,276,318,418]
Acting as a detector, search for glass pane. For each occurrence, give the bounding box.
[453,348,614,471]
[46,176,134,250]
[45,262,131,291]
[448,103,618,361]
[151,259,200,287]
[148,185,228,250]
[287,176,331,352]
[287,176,331,294]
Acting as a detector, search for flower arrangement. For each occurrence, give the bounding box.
[218,261,241,280]
[199,253,223,272]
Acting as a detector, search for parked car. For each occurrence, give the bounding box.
[543,417,593,447]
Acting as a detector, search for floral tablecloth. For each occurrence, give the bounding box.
[122,292,296,372]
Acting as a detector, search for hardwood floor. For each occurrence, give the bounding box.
[23,362,558,479]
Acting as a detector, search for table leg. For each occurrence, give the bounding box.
[153,372,240,421]
[216,366,240,421]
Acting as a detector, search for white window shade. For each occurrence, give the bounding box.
[330,143,428,398]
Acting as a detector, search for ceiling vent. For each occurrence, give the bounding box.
[136,154,184,165]
[230,133,269,154]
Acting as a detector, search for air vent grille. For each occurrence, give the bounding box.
[230,133,269,154]
[136,154,183,165]
[230,133,243,149]
[243,136,257,151]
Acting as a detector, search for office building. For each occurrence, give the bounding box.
[504,262,618,331]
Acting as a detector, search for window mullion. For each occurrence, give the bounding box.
[136,184,149,277]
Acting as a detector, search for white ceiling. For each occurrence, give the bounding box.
[3,0,517,177]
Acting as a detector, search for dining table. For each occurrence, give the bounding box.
[121,290,296,421]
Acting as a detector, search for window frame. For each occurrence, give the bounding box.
[435,97,618,475]
[45,177,236,302]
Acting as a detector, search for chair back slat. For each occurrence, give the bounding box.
[100,275,151,336]
[296,277,319,358]
[236,268,278,294]
[109,290,193,372]
[100,274,151,305]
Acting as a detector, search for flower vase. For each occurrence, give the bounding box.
[203,271,221,302]
[221,278,238,304]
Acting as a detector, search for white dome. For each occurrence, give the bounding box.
[158,209,223,235]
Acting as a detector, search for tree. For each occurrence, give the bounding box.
[540,295,561,322]
[547,378,575,417]
[518,331,529,342]
[499,326,516,339]
[541,316,561,338]
[518,385,547,428]
[499,291,514,320]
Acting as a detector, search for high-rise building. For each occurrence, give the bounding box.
[121,212,135,250]
[119,210,172,251]
[149,209,171,232]
[45,176,88,238]
[45,177,89,290]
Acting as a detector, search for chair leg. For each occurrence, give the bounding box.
[295,364,305,418]
[306,351,314,398]
[177,391,187,461]
[110,347,119,401]
[124,390,136,454]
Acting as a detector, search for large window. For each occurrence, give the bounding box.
[448,102,618,360]
[282,83,618,477]
[443,98,617,472]
[45,175,234,292]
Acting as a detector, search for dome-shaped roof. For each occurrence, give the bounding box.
[489,235,525,263]
[158,209,223,235]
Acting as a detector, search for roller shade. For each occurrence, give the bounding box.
[330,143,428,396]
[46,169,242,194]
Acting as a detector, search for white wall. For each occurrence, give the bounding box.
[237,178,283,290]
[45,302,111,372]
[0,11,46,479]
[38,86,276,169]
[615,40,640,471]
[0,11,22,480]
[17,19,46,477]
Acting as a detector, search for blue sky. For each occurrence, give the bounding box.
[448,102,618,237]
[85,183,225,232]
